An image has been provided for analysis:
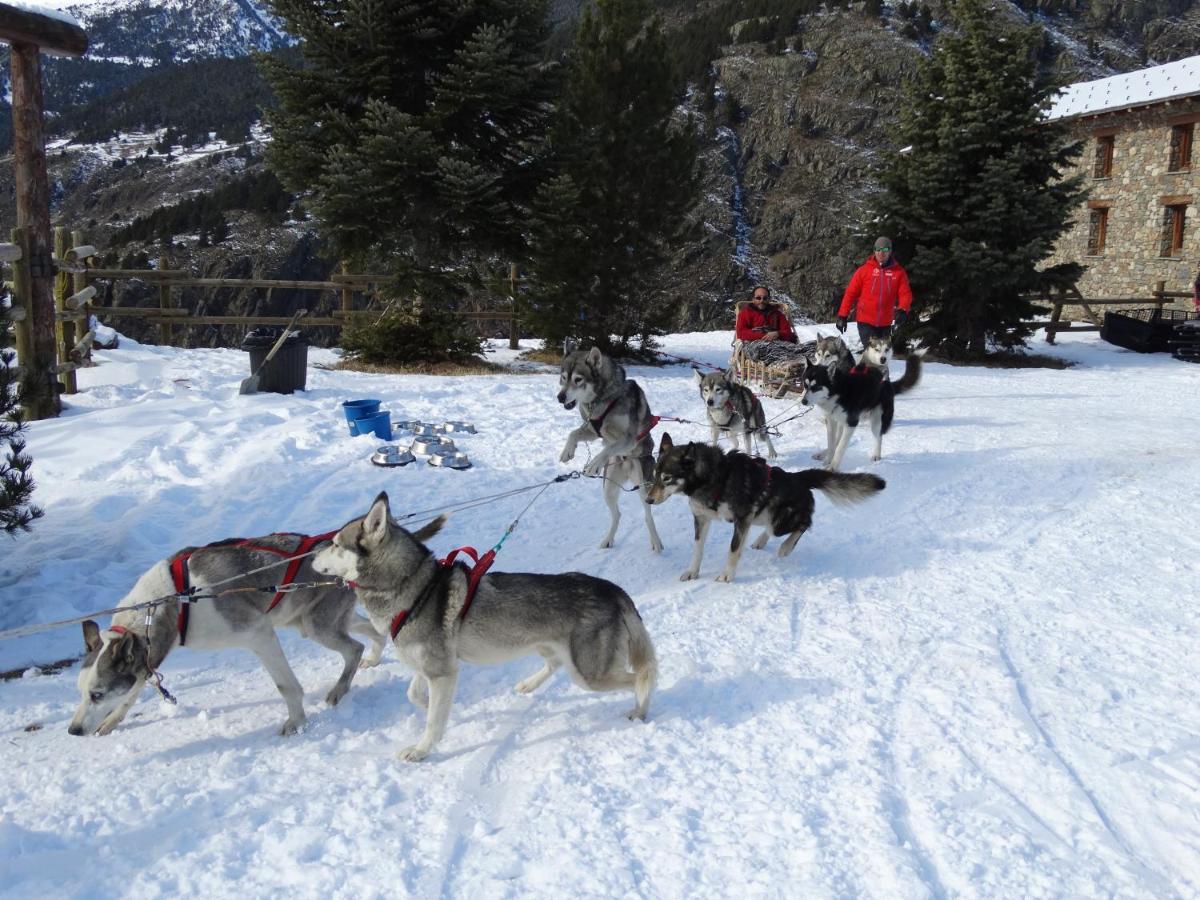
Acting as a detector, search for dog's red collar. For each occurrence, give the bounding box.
[386,548,495,640]
[589,396,622,435]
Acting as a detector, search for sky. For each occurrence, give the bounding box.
[1,325,1198,898]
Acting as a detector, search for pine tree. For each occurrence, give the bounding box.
[0,307,42,535]
[874,0,1084,356]
[528,0,699,354]
[259,0,558,298]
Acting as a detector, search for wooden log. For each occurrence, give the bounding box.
[0,4,88,57]
[340,261,353,313]
[331,272,393,284]
[136,315,343,327]
[71,328,94,361]
[8,228,35,413]
[508,261,519,350]
[0,242,22,262]
[10,42,60,418]
[64,244,95,260]
[171,277,342,291]
[51,255,86,274]
[83,267,188,280]
[54,226,77,393]
[89,306,189,318]
[1,305,27,322]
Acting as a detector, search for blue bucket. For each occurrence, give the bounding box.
[353,410,393,440]
[342,399,381,435]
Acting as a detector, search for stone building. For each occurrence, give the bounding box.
[1046,56,1199,308]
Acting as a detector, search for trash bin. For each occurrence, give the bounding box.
[241,327,308,394]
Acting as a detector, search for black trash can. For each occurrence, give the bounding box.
[241,327,308,394]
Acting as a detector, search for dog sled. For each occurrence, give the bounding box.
[728,301,813,398]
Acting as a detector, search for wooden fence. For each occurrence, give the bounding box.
[1041,280,1192,344]
[2,229,521,406]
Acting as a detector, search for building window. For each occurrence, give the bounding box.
[1168,124,1193,172]
[1093,135,1114,178]
[1087,207,1109,255]
[1159,204,1187,257]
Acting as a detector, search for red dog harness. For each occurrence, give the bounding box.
[168,531,337,645]
[387,546,495,639]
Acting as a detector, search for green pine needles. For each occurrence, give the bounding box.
[874,0,1084,356]
[0,317,42,535]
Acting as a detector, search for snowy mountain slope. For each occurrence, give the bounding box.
[0,327,1198,897]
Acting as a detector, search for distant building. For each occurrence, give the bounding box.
[1046,56,1199,305]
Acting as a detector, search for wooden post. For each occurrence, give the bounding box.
[158,255,172,345]
[9,41,58,418]
[8,226,36,417]
[72,228,90,369]
[53,225,77,393]
[508,262,519,350]
[340,261,353,315]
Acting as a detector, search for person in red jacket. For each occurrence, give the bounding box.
[836,236,913,346]
[736,286,801,363]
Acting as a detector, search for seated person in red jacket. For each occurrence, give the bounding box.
[736,286,803,363]
[836,236,913,346]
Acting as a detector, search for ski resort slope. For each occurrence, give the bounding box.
[0,328,1198,898]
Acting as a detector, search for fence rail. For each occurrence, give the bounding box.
[1040,280,1189,344]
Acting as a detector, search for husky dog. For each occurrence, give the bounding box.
[646,434,885,582]
[312,493,657,762]
[801,349,922,470]
[68,533,390,737]
[695,368,777,459]
[558,345,664,552]
[858,335,894,376]
[811,334,855,378]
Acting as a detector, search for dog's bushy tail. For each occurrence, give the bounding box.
[796,470,886,505]
[622,600,657,720]
[892,353,922,396]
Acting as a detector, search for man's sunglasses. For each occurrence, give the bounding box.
[752,294,769,300]
[874,246,892,252]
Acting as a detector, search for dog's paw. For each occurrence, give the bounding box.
[870,453,882,462]
[359,655,381,669]
[280,717,305,736]
[583,459,604,477]
[95,719,120,737]
[514,678,540,695]
[714,573,735,583]
[399,745,430,762]
[649,539,664,554]
[625,707,648,721]
[679,570,699,581]
[559,446,575,463]
[598,537,614,549]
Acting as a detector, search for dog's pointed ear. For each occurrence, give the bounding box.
[587,346,603,366]
[562,337,577,357]
[659,432,673,453]
[82,620,102,653]
[364,493,391,544]
[411,514,446,543]
[693,368,703,384]
[112,631,149,675]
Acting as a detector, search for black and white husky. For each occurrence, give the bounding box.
[801,342,922,470]
[695,368,776,458]
[313,493,657,761]
[646,434,885,582]
[68,533,389,737]
[557,345,664,552]
[811,334,855,378]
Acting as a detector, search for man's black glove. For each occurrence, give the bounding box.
[894,309,909,328]
[835,316,847,333]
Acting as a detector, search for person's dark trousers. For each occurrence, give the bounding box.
[856,321,892,348]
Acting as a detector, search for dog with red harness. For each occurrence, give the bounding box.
[66,528,401,737]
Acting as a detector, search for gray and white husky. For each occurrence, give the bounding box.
[695,368,776,459]
[68,534,388,737]
[558,345,664,552]
[812,334,855,378]
[646,434,886,582]
[312,493,657,762]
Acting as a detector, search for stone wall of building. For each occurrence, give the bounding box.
[1048,97,1200,310]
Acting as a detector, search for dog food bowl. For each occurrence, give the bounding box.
[440,421,477,434]
[352,410,393,440]
[428,449,471,469]
[394,420,421,433]
[410,435,455,457]
[411,422,442,437]
[371,445,415,467]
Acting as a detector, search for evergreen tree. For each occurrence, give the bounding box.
[0,308,42,535]
[528,0,699,353]
[259,0,558,298]
[874,0,1084,356]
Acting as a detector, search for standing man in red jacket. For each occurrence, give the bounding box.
[837,236,913,346]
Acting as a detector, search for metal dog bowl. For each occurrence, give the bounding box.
[410,422,441,437]
[428,449,471,469]
[440,421,477,435]
[410,435,456,457]
[371,445,415,467]
[393,420,421,433]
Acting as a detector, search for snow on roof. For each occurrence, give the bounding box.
[1048,55,1200,121]
[3,1,82,30]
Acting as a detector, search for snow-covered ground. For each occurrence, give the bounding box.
[1,327,1199,898]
